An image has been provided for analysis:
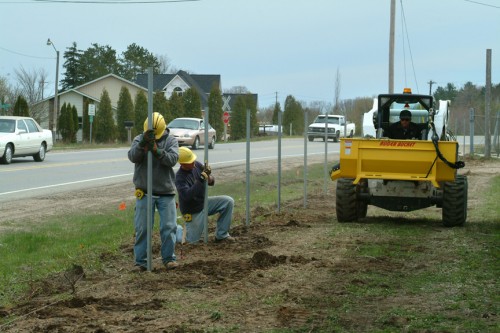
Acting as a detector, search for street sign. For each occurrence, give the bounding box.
[223,111,230,124]
[88,104,96,116]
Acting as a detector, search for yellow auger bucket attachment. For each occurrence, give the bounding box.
[330,138,459,187]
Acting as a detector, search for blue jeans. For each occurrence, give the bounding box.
[186,195,234,243]
[134,195,177,267]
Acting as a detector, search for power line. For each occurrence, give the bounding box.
[30,0,200,3]
[399,0,419,93]
[464,0,500,9]
[0,46,53,59]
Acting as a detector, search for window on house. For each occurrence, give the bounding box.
[174,87,183,96]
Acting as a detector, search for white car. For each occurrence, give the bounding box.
[167,117,216,150]
[0,116,54,164]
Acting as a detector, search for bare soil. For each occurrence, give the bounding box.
[0,157,499,332]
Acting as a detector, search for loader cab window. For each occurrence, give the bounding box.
[385,107,429,139]
[389,109,429,125]
[377,92,433,139]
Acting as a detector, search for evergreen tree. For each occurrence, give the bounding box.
[283,95,304,135]
[153,91,170,121]
[58,103,78,143]
[272,102,282,124]
[183,88,202,118]
[71,104,78,143]
[134,91,148,136]
[229,95,247,140]
[58,103,67,140]
[433,83,458,103]
[94,89,116,143]
[226,94,258,140]
[116,86,134,142]
[65,103,74,143]
[208,84,224,135]
[79,43,122,84]
[168,91,184,120]
[82,98,90,142]
[61,42,161,91]
[61,42,84,90]
[120,43,161,81]
[13,95,29,117]
[245,94,259,136]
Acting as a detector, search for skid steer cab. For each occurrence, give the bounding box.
[330,88,467,227]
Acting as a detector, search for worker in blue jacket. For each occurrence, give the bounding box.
[175,147,235,244]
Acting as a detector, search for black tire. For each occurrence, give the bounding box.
[33,143,46,162]
[357,202,368,219]
[0,144,13,164]
[356,180,368,219]
[333,131,340,142]
[336,178,358,222]
[442,175,468,227]
[208,136,215,149]
[192,136,200,150]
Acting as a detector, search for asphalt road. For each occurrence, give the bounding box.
[0,138,340,203]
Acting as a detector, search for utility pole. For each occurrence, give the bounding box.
[427,80,436,95]
[485,49,492,158]
[388,0,395,93]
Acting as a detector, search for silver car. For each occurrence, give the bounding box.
[167,117,216,150]
[0,116,54,164]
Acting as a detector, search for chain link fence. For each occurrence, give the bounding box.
[451,110,500,157]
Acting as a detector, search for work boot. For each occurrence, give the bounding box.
[132,265,147,272]
[164,261,179,270]
[215,236,236,243]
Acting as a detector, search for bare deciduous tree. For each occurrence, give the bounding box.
[156,54,178,74]
[14,66,49,123]
[224,86,250,94]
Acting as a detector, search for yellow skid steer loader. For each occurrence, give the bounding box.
[330,89,467,227]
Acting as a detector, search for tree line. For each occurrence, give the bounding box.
[68,84,258,144]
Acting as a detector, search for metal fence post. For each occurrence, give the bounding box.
[203,107,209,243]
[494,111,500,157]
[303,111,308,208]
[469,108,475,156]
[277,111,282,213]
[246,109,250,226]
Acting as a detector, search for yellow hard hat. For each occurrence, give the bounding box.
[143,112,166,140]
[178,147,197,164]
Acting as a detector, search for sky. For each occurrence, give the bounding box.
[0,0,498,108]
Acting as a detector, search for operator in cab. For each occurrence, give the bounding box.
[385,110,427,140]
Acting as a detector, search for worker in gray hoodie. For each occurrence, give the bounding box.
[128,112,179,271]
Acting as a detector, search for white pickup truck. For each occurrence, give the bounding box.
[307,114,355,142]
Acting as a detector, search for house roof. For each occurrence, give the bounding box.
[32,89,100,107]
[135,70,220,93]
[135,70,221,109]
[222,93,258,112]
[73,73,147,93]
